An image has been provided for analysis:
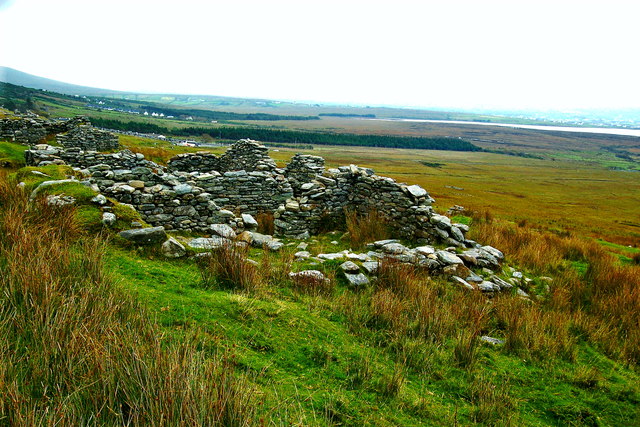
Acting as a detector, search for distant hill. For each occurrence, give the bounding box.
[0,66,127,97]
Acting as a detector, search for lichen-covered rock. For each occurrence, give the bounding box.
[340,261,360,273]
[102,212,116,226]
[344,273,369,287]
[119,226,167,245]
[188,236,229,250]
[161,237,187,258]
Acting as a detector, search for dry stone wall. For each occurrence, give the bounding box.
[0,114,90,145]
[57,125,119,151]
[25,135,470,246]
[168,139,277,173]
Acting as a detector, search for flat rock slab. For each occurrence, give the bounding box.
[162,237,187,258]
[340,261,360,273]
[295,251,311,259]
[451,276,475,291]
[490,275,514,290]
[119,226,167,245]
[436,250,464,265]
[482,245,504,260]
[289,270,328,283]
[478,281,500,292]
[480,336,505,345]
[372,239,399,248]
[318,252,346,260]
[188,236,229,250]
[210,223,236,239]
[361,261,380,275]
[346,252,369,262]
[382,243,407,254]
[344,272,369,287]
[414,246,435,256]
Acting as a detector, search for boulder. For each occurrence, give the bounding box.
[436,250,463,265]
[430,214,451,228]
[344,273,369,287]
[211,223,236,239]
[340,261,360,273]
[480,336,505,345]
[188,236,229,250]
[361,261,380,275]
[119,226,167,245]
[241,213,259,229]
[236,231,254,244]
[102,212,116,226]
[46,194,75,207]
[92,194,108,205]
[162,237,187,258]
[406,184,428,198]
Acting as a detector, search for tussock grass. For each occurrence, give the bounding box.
[471,219,640,365]
[0,175,255,425]
[256,211,275,235]
[345,208,390,248]
[469,373,518,424]
[199,243,261,292]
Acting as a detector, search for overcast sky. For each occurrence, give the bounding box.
[1,0,638,110]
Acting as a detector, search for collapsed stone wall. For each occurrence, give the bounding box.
[25,137,469,246]
[168,139,277,173]
[57,125,119,151]
[273,158,465,245]
[26,145,158,171]
[26,141,291,232]
[0,114,90,145]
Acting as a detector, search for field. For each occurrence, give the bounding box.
[266,145,640,247]
[116,134,640,248]
[2,87,640,424]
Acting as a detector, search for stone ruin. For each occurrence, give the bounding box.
[56,125,119,152]
[0,113,118,151]
[18,118,534,296]
[25,136,469,247]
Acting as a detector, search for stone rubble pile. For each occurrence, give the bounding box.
[291,239,534,297]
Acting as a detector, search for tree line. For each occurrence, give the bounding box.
[90,118,481,152]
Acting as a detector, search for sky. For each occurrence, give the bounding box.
[1,0,639,111]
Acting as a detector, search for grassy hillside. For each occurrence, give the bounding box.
[2,83,640,424]
[2,149,640,424]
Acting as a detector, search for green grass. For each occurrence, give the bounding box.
[12,164,79,189]
[105,245,640,425]
[0,140,27,168]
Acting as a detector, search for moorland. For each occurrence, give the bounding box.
[1,75,639,425]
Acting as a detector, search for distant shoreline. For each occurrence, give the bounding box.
[369,118,640,138]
